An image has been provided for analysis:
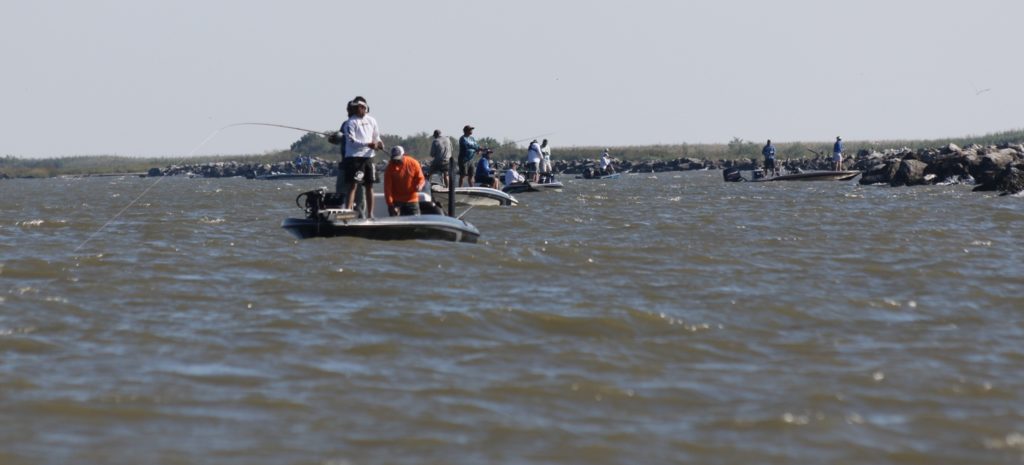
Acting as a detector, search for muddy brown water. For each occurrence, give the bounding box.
[1,172,1022,464]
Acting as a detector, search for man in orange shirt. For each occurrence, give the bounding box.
[384,146,426,216]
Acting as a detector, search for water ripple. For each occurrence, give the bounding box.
[0,173,1022,464]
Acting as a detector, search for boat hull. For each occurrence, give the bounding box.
[282,215,479,243]
[430,185,518,206]
[502,181,564,194]
[756,170,860,182]
[575,173,620,179]
[725,168,861,182]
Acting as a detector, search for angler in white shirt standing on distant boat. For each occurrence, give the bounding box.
[540,138,553,181]
[526,139,543,182]
[342,99,384,218]
[600,148,615,175]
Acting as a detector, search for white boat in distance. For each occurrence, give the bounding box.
[430,184,518,207]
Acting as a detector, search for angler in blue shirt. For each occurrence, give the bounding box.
[833,136,844,171]
[762,139,778,176]
[458,125,479,187]
[474,150,498,189]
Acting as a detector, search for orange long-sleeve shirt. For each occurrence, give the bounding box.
[384,155,425,206]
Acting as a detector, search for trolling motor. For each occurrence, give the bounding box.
[296,187,327,219]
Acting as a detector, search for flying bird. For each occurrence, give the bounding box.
[969,80,992,96]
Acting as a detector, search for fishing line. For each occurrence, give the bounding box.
[71,127,235,253]
[70,121,379,253]
[511,132,556,144]
[72,122,334,253]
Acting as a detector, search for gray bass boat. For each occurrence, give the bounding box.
[282,188,479,243]
[723,168,860,182]
[430,183,518,207]
[576,173,621,180]
[501,173,564,194]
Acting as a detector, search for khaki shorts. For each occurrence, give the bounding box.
[429,158,449,175]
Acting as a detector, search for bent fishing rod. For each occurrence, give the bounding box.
[225,122,334,137]
[510,132,556,144]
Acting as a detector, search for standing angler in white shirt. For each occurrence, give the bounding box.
[540,139,553,179]
[600,149,615,175]
[526,140,543,182]
[343,99,384,217]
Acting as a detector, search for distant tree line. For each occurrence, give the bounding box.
[4,128,1024,178]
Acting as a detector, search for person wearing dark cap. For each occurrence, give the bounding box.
[474,149,499,189]
[458,125,479,187]
[384,145,425,217]
[429,129,452,187]
[343,98,383,217]
[833,136,844,171]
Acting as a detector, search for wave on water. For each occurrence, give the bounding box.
[2,173,1023,464]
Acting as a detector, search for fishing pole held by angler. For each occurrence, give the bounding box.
[225,122,334,137]
[511,132,556,144]
[227,123,386,151]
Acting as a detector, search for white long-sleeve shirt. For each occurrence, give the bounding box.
[343,115,381,158]
[504,168,524,185]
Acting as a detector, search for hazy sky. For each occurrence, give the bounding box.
[2,0,1021,157]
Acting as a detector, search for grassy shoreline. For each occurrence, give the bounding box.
[4,128,1024,178]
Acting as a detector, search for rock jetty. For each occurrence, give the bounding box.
[854,143,1024,195]
[146,158,339,179]
[146,143,1024,196]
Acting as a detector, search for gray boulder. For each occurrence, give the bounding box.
[925,153,971,183]
[891,159,930,186]
[970,148,1019,185]
[860,160,901,185]
[973,163,1024,194]
[941,143,962,154]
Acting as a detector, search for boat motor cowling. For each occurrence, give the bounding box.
[723,167,743,182]
[296,187,327,218]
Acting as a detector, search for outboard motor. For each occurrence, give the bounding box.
[752,168,765,180]
[296,187,327,219]
[723,167,743,182]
